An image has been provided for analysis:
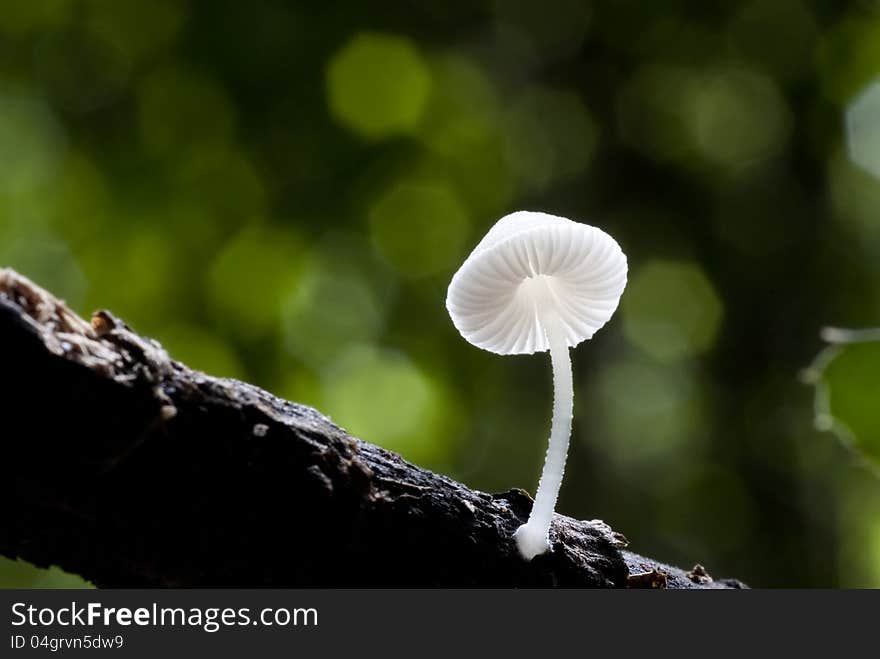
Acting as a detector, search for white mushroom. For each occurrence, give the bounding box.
[446,211,627,560]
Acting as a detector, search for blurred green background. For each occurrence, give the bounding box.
[2,0,880,588]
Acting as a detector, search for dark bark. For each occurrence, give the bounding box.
[0,269,745,589]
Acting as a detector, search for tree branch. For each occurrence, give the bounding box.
[0,269,744,588]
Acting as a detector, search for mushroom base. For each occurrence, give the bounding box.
[513,522,551,561]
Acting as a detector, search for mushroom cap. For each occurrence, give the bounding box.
[446,211,627,355]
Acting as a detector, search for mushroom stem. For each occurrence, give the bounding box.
[514,310,574,560]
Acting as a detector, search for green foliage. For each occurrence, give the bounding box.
[806,330,880,466]
[0,558,92,589]
[327,33,431,139]
[2,0,880,588]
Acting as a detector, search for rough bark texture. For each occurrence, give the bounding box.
[0,269,745,589]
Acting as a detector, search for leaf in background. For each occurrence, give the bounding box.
[805,328,880,466]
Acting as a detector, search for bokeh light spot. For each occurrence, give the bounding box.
[688,69,790,170]
[589,358,703,465]
[503,86,597,193]
[78,225,177,327]
[326,33,431,140]
[418,55,513,215]
[208,224,303,340]
[369,181,470,278]
[622,260,723,362]
[618,65,790,173]
[845,80,880,180]
[319,346,456,467]
[282,236,392,366]
[419,55,499,158]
